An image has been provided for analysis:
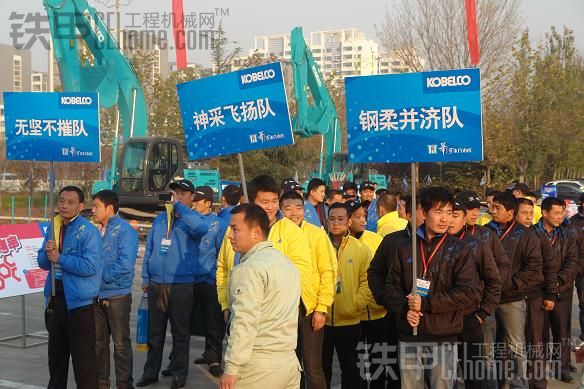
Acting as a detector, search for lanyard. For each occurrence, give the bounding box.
[499,221,515,241]
[458,231,466,240]
[468,224,475,237]
[420,233,447,278]
[550,231,558,247]
[337,235,350,258]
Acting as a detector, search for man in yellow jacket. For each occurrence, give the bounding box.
[215,176,317,373]
[323,202,373,389]
[347,200,388,389]
[280,191,337,389]
[377,193,408,237]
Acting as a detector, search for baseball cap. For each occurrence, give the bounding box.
[169,179,195,193]
[453,200,467,212]
[346,199,363,213]
[281,179,303,193]
[456,191,481,209]
[194,186,214,201]
[343,181,358,192]
[360,180,375,192]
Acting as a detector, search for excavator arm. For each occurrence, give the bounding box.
[290,27,341,178]
[44,0,147,138]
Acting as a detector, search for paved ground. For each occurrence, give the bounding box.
[0,246,581,388]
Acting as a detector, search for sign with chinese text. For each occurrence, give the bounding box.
[177,62,293,160]
[0,223,48,299]
[3,92,101,162]
[345,68,483,163]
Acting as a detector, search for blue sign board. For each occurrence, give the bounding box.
[3,92,101,163]
[177,62,294,160]
[541,185,557,199]
[345,68,483,163]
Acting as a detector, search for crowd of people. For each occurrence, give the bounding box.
[36,176,584,389]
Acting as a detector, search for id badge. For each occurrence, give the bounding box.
[416,278,430,297]
[336,275,342,294]
[159,239,172,256]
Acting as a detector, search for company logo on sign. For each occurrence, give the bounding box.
[240,69,276,85]
[422,69,480,94]
[426,75,472,88]
[438,142,473,155]
[428,145,437,154]
[238,63,282,89]
[60,96,93,106]
[249,131,285,144]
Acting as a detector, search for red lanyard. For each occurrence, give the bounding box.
[499,221,515,241]
[420,234,448,278]
[550,232,558,247]
[459,231,466,240]
[468,225,475,237]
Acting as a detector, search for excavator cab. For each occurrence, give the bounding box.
[117,137,183,211]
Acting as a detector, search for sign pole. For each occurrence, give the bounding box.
[410,162,418,336]
[49,161,56,298]
[237,153,249,203]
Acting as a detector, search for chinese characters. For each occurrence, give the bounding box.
[359,106,463,132]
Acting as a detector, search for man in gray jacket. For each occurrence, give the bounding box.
[219,203,301,389]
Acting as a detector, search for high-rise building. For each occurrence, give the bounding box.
[0,44,32,140]
[31,72,49,92]
[234,29,418,79]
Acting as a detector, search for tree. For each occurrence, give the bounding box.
[210,21,242,75]
[376,0,521,89]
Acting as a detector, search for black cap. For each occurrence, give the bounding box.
[360,180,375,191]
[169,179,195,193]
[343,181,358,192]
[194,186,214,201]
[346,199,362,213]
[456,191,481,209]
[453,200,467,212]
[281,179,303,193]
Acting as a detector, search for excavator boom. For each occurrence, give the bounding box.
[44,0,147,138]
[290,27,342,178]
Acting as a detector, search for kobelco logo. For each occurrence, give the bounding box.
[426,75,472,88]
[241,69,276,85]
[61,96,93,105]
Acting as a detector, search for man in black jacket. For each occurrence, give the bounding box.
[515,197,559,389]
[457,191,512,389]
[367,195,423,389]
[386,187,477,389]
[485,191,543,389]
[570,194,584,344]
[449,199,502,389]
[535,197,579,383]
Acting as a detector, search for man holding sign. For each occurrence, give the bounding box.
[37,186,103,389]
[385,187,477,389]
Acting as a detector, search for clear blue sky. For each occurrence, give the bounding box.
[0,0,582,70]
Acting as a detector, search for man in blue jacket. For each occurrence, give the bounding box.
[217,184,241,225]
[92,190,139,389]
[37,185,102,389]
[190,186,228,376]
[137,179,211,389]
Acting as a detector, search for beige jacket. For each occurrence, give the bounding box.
[223,241,301,376]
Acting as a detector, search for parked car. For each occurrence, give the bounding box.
[539,181,584,203]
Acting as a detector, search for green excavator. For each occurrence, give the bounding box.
[43,0,348,214]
